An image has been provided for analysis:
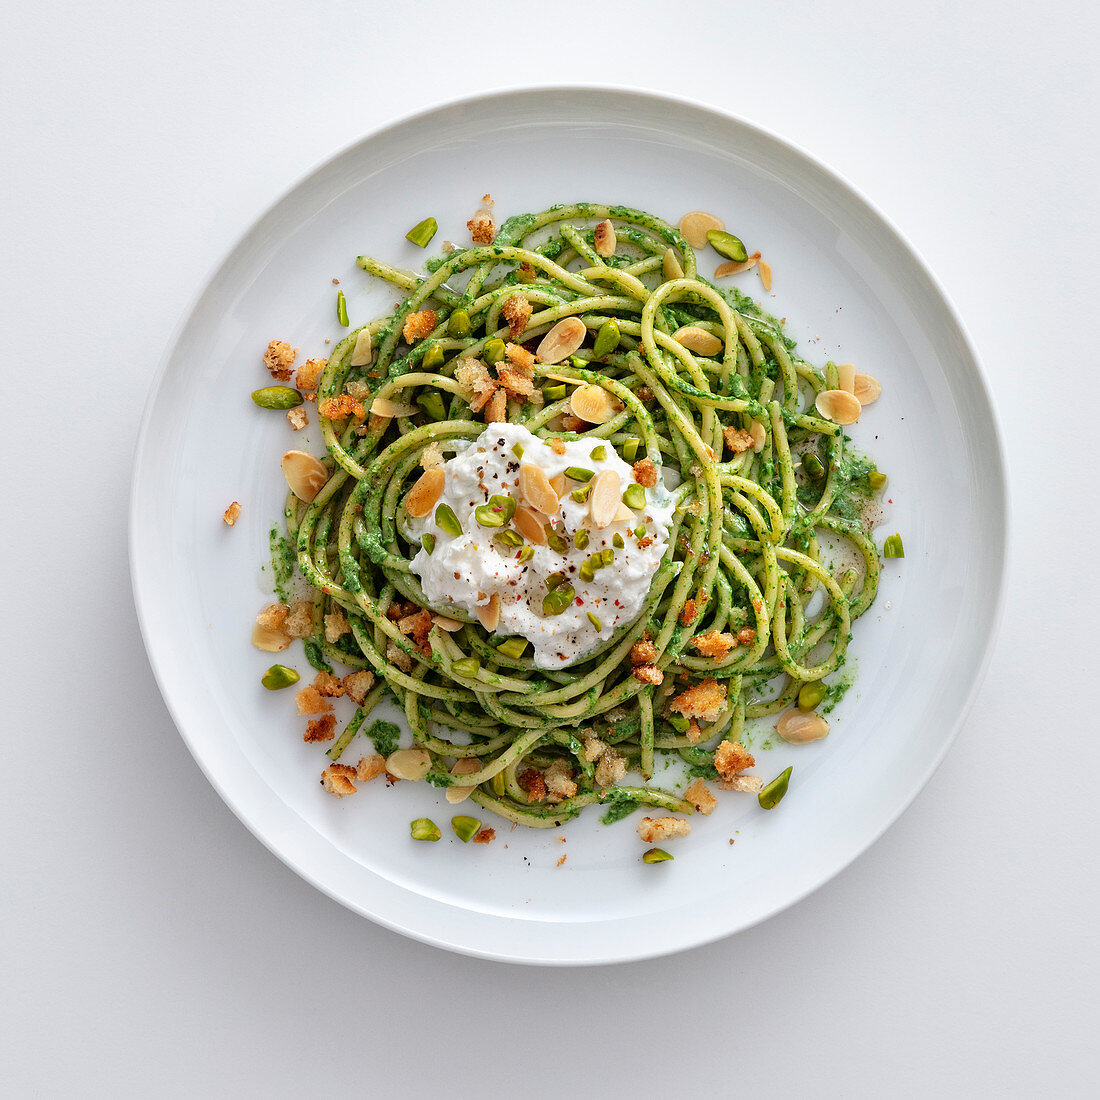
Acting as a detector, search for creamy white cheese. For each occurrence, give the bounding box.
[405,423,675,669]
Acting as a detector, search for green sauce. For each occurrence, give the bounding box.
[269,527,295,602]
[366,719,400,757]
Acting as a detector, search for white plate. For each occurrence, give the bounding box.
[130,87,1007,965]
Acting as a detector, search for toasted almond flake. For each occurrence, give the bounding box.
[613,502,636,523]
[593,219,617,257]
[251,621,290,652]
[662,248,684,281]
[714,252,761,278]
[776,708,830,743]
[370,396,418,419]
[815,389,862,425]
[445,757,482,804]
[513,505,548,543]
[518,464,560,517]
[281,450,328,502]
[542,371,583,385]
[673,325,723,356]
[569,383,620,425]
[589,469,621,529]
[758,258,773,291]
[385,748,431,781]
[749,420,767,453]
[853,373,881,405]
[476,592,500,632]
[432,615,464,632]
[405,468,445,517]
[837,362,856,394]
[349,328,373,367]
[549,473,566,498]
[536,317,588,364]
[679,210,725,248]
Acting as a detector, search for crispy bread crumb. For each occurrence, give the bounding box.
[324,610,349,643]
[637,816,691,843]
[402,309,438,343]
[467,206,495,244]
[222,501,241,526]
[342,669,375,704]
[472,827,495,844]
[736,627,757,646]
[549,437,566,456]
[320,762,356,795]
[504,342,536,372]
[501,294,532,339]
[345,380,370,402]
[714,739,755,780]
[690,630,737,659]
[296,357,325,395]
[594,748,627,789]
[630,638,659,666]
[284,600,314,639]
[671,678,727,722]
[723,426,754,454]
[683,779,717,815]
[256,603,288,630]
[632,458,657,487]
[544,758,578,802]
[685,720,704,744]
[518,768,546,802]
[583,736,607,763]
[420,441,444,469]
[454,357,497,412]
[386,641,413,673]
[313,671,345,698]
[319,394,365,421]
[295,684,333,715]
[723,775,764,793]
[557,854,567,867]
[264,340,297,381]
[286,406,308,430]
[355,755,386,782]
[632,664,664,685]
[496,364,535,399]
[485,387,507,424]
[306,714,337,743]
[679,598,699,627]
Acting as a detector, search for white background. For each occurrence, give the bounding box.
[3,1,1096,1096]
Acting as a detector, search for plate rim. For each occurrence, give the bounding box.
[129,83,1010,965]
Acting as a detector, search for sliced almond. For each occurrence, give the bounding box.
[837,363,856,394]
[281,450,328,502]
[714,252,761,278]
[569,383,620,425]
[432,615,464,632]
[776,708,830,744]
[749,420,767,453]
[349,328,373,367]
[476,592,500,632]
[370,396,418,419]
[613,502,636,523]
[589,470,621,529]
[815,389,862,425]
[518,464,560,517]
[446,757,482,804]
[542,371,583,385]
[549,473,566,498]
[673,325,723,356]
[593,219,617,258]
[679,211,725,249]
[251,621,290,652]
[385,748,431,782]
[513,505,548,543]
[536,317,588,364]
[662,248,684,281]
[758,258,773,292]
[405,468,445,517]
[853,373,881,405]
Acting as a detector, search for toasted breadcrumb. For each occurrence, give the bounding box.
[638,816,691,843]
[295,684,333,715]
[723,775,764,793]
[736,627,757,646]
[685,720,704,744]
[485,387,507,424]
[313,671,345,698]
[518,768,547,802]
[671,677,727,722]
[549,437,566,456]
[345,380,370,402]
[355,754,387,782]
[583,736,607,763]
[517,261,536,282]
[284,600,314,639]
[690,630,737,659]
[385,641,414,673]
[324,610,350,643]
[500,294,533,339]
[264,340,297,381]
[342,669,375,704]
[318,394,365,421]
[594,747,627,788]
[256,603,288,630]
[504,342,536,371]
[679,599,699,627]
[556,854,567,867]
[630,638,659,666]
[723,426,754,454]
[320,762,356,794]
[632,664,664,685]
[638,535,655,550]
[306,714,337,743]
[296,357,326,395]
[472,827,495,844]
[402,309,438,343]
[632,458,658,487]
[454,357,497,412]
[496,364,536,399]
[420,441,444,469]
[714,739,755,780]
[544,758,578,802]
[683,779,717,815]
[286,406,308,430]
[397,609,434,656]
[222,501,241,526]
[467,206,495,244]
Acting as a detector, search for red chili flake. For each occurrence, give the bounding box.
[575,597,584,606]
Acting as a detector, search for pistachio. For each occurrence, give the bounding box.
[280,450,328,502]
[662,248,684,281]
[405,468,445,518]
[592,320,620,359]
[450,656,481,678]
[251,386,302,410]
[476,593,500,632]
[569,383,620,425]
[410,817,441,841]
[386,748,432,781]
[446,757,482,805]
[673,325,723,356]
[593,219,617,258]
[251,621,290,652]
[513,504,548,544]
[678,210,725,248]
[451,814,481,841]
[706,230,748,262]
[815,389,862,425]
[589,469,621,529]
[776,708,830,743]
[261,664,300,689]
[536,317,588,364]
[854,373,882,405]
[349,327,374,367]
[519,463,561,516]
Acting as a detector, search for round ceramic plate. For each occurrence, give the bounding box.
[130,87,1007,965]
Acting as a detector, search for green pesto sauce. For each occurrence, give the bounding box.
[600,798,640,825]
[366,719,400,757]
[269,527,295,602]
[302,639,331,673]
[821,668,856,715]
